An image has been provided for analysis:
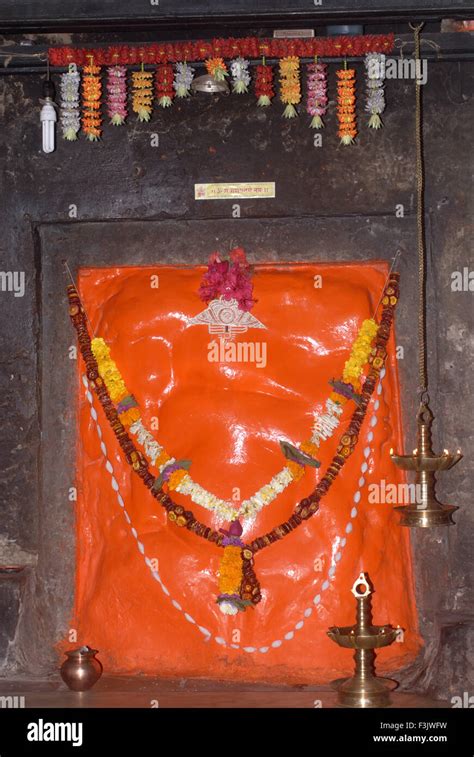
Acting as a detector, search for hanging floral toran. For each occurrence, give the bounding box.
[67,260,400,616]
[47,35,396,144]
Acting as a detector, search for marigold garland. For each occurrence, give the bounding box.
[81,62,102,141]
[336,68,357,145]
[205,57,228,81]
[67,271,399,614]
[131,69,154,121]
[218,546,243,596]
[279,56,301,118]
[306,61,328,129]
[254,63,274,106]
[91,338,140,425]
[155,64,175,108]
[342,318,379,390]
[106,65,127,125]
[49,34,395,67]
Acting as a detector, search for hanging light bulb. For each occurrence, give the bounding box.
[40,78,57,154]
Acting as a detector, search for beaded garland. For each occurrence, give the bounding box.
[68,271,399,614]
[89,315,378,524]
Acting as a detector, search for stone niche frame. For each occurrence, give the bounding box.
[12,215,463,694]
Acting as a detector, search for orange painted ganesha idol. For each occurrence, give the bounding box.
[65,249,421,683]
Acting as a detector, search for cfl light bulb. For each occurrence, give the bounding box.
[40,100,57,153]
[40,79,57,154]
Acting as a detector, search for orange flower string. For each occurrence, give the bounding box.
[205,57,228,81]
[336,68,357,145]
[279,56,301,119]
[81,61,102,141]
[132,69,154,122]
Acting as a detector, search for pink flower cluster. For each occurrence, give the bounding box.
[306,62,328,119]
[199,247,256,311]
[106,65,128,124]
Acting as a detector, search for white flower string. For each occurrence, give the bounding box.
[81,367,385,653]
[59,63,80,140]
[129,397,345,525]
[365,52,386,129]
[230,57,251,93]
[174,62,195,98]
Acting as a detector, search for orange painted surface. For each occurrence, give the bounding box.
[68,262,421,683]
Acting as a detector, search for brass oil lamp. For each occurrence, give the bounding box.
[390,23,463,525]
[327,572,398,708]
[391,403,462,527]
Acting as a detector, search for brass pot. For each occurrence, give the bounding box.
[60,646,103,691]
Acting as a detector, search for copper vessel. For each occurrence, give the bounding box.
[60,646,103,691]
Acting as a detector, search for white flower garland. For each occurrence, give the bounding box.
[130,395,343,524]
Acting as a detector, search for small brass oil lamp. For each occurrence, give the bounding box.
[391,402,462,527]
[327,572,398,708]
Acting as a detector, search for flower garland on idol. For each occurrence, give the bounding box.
[88,251,378,525]
[68,263,400,616]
